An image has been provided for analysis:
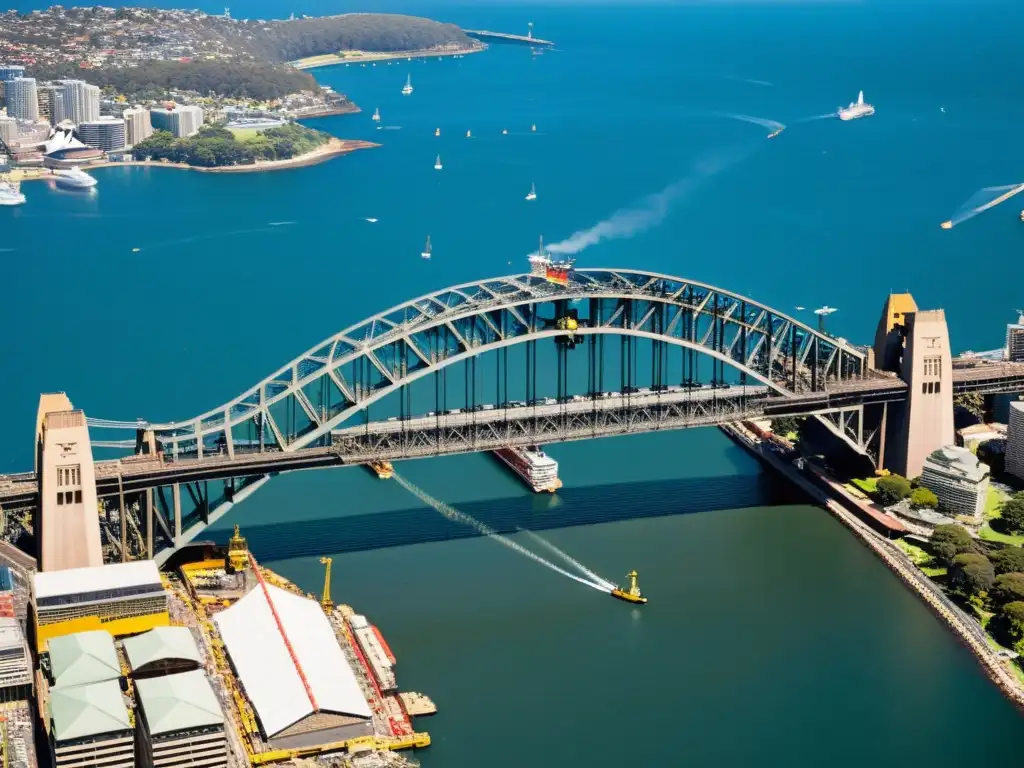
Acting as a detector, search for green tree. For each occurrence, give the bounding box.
[930,524,976,566]
[875,475,911,506]
[954,391,985,419]
[949,553,995,596]
[771,416,802,436]
[990,547,1024,575]
[909,486,939,509]
[990,601,1024,650]
[998,495,1024,534]
[991,572,1024,607]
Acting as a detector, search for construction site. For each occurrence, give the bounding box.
[169,525,436,768]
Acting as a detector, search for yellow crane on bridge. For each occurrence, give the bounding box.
[319,556,333,613]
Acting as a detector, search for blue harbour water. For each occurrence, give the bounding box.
[5,1,1024,764]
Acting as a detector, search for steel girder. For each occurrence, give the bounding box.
[149,269,866,457]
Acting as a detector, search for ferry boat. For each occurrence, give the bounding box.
[527,236,574,286]
[434,154,443,171]
[421,235,432,260]
[837,90,874,121]
[525,182,537,201]
[531,124,537,132]
[54,167,97,189]
[767,127,784,139]
[435,128,441,137]
[493,445,562,492]
[502,129,509,135]
[368,461,394,479]
[372,107,381,122]
[402,75,414,95]
[0,180,25,206]
[611,571,647,605]
[466,129,472,138]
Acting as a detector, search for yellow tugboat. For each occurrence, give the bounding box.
[611,570,647,605]
[368,460,395,479]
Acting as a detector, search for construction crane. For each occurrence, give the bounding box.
[319,557,333,613]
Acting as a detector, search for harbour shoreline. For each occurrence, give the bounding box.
[291,43,485,71]
[7,138,378,180]
[720,422,1024,710]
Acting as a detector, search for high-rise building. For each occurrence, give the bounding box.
[1006,314,1024,363]
[920,445,990,520]
[6,77,38,121]
[1006,401,1024,482]
[0,65,25,82]
[37,84,67,124]
[150,104,204,138]
[122,106,153,146]
[57,80,100,125]
[78,116,126,151]
[0,116,16,147]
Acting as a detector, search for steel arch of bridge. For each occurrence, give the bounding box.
[150,269,866,456]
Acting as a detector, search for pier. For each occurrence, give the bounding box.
[462,29,555,46]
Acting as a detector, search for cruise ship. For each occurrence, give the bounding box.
[837,91,875,121]
[527,236,574,286]
[0,180,25,206]
[54,167,97,189]
[493,445,562,493]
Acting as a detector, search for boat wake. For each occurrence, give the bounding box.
[942,183,1024,229]
[724,75,774,87]
[517,528,616,590]
[795,112,839,123]
[394,472,610,593]
[711,111,785,134]
[267,221,295,227]
[542,143,755,258]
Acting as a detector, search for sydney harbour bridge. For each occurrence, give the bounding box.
[4,268,1024,564]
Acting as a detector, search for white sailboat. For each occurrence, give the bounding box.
[421,236,432,260]
[434,155,443,170]
[435,127,441,137]
[525,182,537,201]
[402,74,414,95]
[372,107,381,122]
[502,128,509,135]
[466,129,472,138]
[531,124,537,132]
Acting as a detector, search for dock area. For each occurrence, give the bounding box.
[398,692,437,717]
[462,29,554,46]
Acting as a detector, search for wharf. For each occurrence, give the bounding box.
[463,29,554,46]
[398,692,437,717]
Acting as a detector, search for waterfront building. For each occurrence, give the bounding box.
[0,618,33,702]
[0,115,16,147]
[123,626,202,679]
[35,399,103,572]
[32,560,169,653]
[49,679,135,768]
[135,670,228,768]
[57,80,100,125]
[920,445,989,520]
[123,106,153,146]
[1005,401,1024,482]
[37,84,66,124]
[47,630,120,688]
[78,116,126,151]
[149,105,203,138]
[1007,314,1024,363]
[6,77,38,121]
[213,581,373,748]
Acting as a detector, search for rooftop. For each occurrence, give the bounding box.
[50,679,131,741]
[924,445,989,483]
[48,630,120,688]
[123,626,201,672]
[136,670,224,735]
[0,617,26,653]
[213,582,371,737]
[33,559,162,601]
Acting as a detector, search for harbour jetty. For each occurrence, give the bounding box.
[462,29,555,46]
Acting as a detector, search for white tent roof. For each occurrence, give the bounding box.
[34,560,161,601]
[214,582,371,737]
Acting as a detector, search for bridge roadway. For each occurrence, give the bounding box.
[0,376,909,506]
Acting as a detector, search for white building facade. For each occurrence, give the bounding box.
[920,445,990,520]
[122,107,153,146]
[78,117,126,151]
[6,77,38,121]
[150,105,203,138]
[58,80,100,125]
[1005,401,1024,482]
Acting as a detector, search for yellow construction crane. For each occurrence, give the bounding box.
[319,557,333,613]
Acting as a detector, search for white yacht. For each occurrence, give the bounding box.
[435,127,441,137]
[531,124,537,132]
[0,180,25,206]
[421,235,432,260]
[838,91,875,121]
[525,182,537,201]
[54,167,97,189]
[372,107,381,122]
[402,75,413,95]
[465,129,472,138]
[434,154,443,171]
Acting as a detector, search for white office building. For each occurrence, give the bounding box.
[0,116,16,147]
[78,116,126,152]
[920,445,990,520]
[122,107,153,146]
[6,77,38,121]
[58,80,100,125]
[1006,401,1024,482]
[150,105,204,138]
[1007,315,1024,363]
